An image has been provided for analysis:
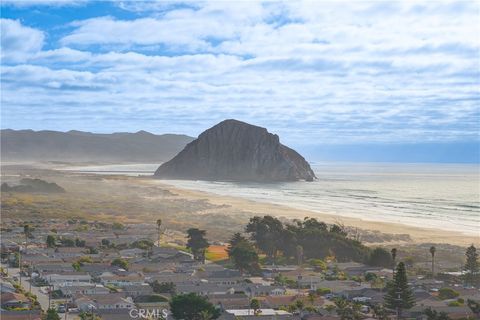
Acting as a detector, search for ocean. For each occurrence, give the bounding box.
[61,162,480,236]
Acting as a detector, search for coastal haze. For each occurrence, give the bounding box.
[64,162,480,236]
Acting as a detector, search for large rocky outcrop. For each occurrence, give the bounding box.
[154,119,316,182]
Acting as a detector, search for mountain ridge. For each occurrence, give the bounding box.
[1,129,194,163]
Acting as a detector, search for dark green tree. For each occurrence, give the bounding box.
[464,245,479,286]
[226,233,247,254]
[245,216,284,263]
[430,246,436,278]
[170,293,220,320]
[44,308,61,320]
[227,234,259,274]
[46,235,56,248]
[424,307,451,320]
[150,281,176,294]
[391,248,397,275]
[467,299,480,316]
[111,258,128,270]
[250,298,261,315]
[384,262,415,318]
[333,297,362,320]
[186,228,209,262]
[368,247,393,267]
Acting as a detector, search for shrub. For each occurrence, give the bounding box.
[438,287,460,300]
[316,288,332,296]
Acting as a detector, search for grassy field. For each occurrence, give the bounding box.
[206,245,230,262]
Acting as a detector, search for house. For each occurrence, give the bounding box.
[225,309,293,319]
[0,310,42,320]
[314,280,370,296]
[244,285,287,297]
[150,247,194,263]
[120,283,154,297]
[75,293,134,311]
[409,305,475,319]
[261,295,298,309]
[344,288,384,304]
[176,283,238,296]
[34,263,74,273]
[208,293,251,309]
[81,264,119,277]
[100,271,145,287]
[40,271,92,287]
[0,292,31,309]
[119,248,146,259]
[297,275,325,290]
[60,284,110,297]
[202,269,243,285]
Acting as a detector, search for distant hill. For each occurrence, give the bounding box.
[1,178,65,193]
[1,129,194,163]
[155,119,316,182]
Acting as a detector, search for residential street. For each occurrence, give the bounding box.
[1,263,78,320]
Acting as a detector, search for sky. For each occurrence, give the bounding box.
[1,0,479,162]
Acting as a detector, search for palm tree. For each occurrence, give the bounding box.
[156,219,162,246]
[250,298,261,315]
[23,224,31,255]
[430,246,436,278]
[391,248,397,276]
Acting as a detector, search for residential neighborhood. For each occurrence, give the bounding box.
[1,217,479,320]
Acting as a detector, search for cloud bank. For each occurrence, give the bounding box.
[1,1,479,146]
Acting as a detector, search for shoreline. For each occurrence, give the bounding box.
[143,178,479,247]
[2,162,478,247]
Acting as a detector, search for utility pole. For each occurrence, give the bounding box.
[396,290,402,320]
[48,285,52,309]
[18,244,22,286]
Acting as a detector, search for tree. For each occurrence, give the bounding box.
[186,228,209,262]
[250,298,261,315]
[391,248,397,275]
[438,287,459,300]
[150,281,176,294]
[430,246,436,278]
[424,307,451,320]
[384,262,415,319]
[44,308,61,320]
[333,297,362,320]
[170,293,220,320]
[156,219,162,246]
[75,238,85,247]
[372,304,389,320]
[111,258,128,270]
[464,245,479,286]
[23,224,32,254]
[226,233,246,252]
[369,247,393,267]
[227,234,259,274]
[46,235,56,248]
[467,299,480,316]
[245,216,284,263]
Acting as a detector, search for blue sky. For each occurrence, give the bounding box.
[1,1,479,162]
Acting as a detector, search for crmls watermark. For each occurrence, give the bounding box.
[129,308,168,319]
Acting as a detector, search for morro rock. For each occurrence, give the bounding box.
[154,119,316,182]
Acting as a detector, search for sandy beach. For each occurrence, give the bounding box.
[1,162,478,248]
[142,179,479,247]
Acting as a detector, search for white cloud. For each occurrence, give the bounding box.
[1,19,45,62]
[1,1,479,143]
